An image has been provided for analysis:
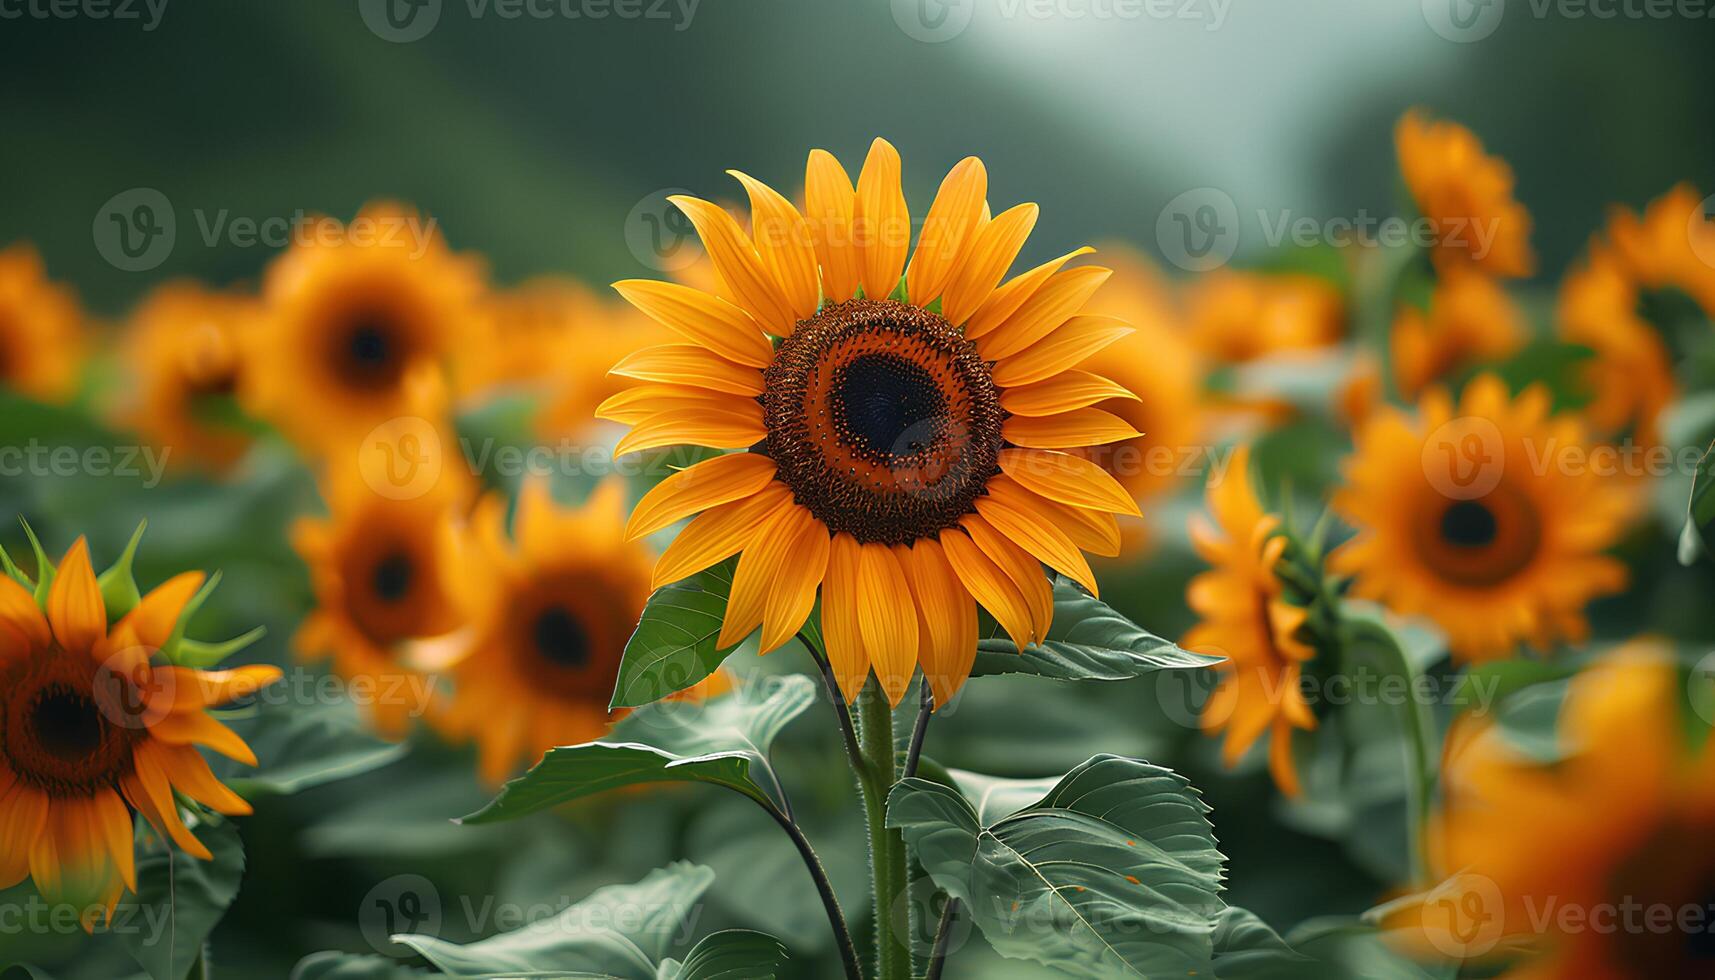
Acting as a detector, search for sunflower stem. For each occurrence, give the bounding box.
[924,896,961,980]
[1377,631,1437,887]
[856,680,913,980]
[904,680,933,780]
[803,632,868,781]
[756,798,865,980]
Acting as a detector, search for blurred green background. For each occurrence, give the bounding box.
[2,2,1713,978]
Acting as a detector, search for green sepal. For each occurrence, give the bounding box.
[97,521,149,621]
[19,519,53,604]
[159,572,222,666]
[176,626,267,669]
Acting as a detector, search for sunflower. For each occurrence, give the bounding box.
[119,281,259,473]
[1391,271,1526,399]
[0,243,85,403]
[1400,642,1715,977]
[0,537,279,921]
[599,139,1143,707]
[1182,269,1344,364]
[1332,374,1630,663]
[244,202,485,454]
[1557,246,1676,442]
[530,282,670,441]
[1073,246,1205,552]
[292,467,467,740]
[1182,445,1315,796]
[1395,110,1534,279]
[1604,182,1715,313]
[432,481,656,784]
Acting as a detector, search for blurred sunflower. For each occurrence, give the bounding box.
[120,281,259,472]
[292,469,467,740]
[1332,374,1629,663]
[1075,246,1205,553]
[433,481,654,784]
[601,138,1143,706]
[1182,269,1344,364]
[0,538,279,920]
[1392,271,1526,399]
[1604,182,1715,312]
[1405,642,1715,977]
[1183,445,1316,797]
[1557,246,1676,442]
[244,202,485,454]
[1395,110,1534,279]
[0,243,85,403]
[531,283,670,441]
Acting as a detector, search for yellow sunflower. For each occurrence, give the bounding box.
[1332,374,1630,663]
[292,468,467,740]
[119,281,259,473]
[1604,182,1715,312]
[244,202,485,454]
[1183,445,1316,796]
[1182,269,1344,364]
[530,283,671,441]
[0,537,279,920]
[1557,245,1676,442]
[599,139,1143,707]
[433,480,656,784]
[0,243,85,403]
[1395,110,1534,279]
[1398,642,1715,978]
[1392,270,1526,399]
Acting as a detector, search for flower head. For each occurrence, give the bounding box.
[119,281,260,472]
[1396,110,1534,279]
[0,243,85,403]
[1183,269,1344,364]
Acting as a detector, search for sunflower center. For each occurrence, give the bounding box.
[763,298,1005,546]
[372,552,415,602]
[333,310,407,389]
[0,654,137,796]
[532,606,590,669]
[1439,500,1497,547]
[31,687,104,762]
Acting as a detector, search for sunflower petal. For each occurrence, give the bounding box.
[856,543,919,707]
[162,664,283,713]
[729,171,821,323]
[990,315,1134,387]
[960,514,1053,641]
[651,483,791,591]
[122,571,206,653]
[595,384,755,425]
[963,246,1093,340]
[822,533,872,702]
[610,344,765,396]
[999,370,1139,417]
[149,709,258,765]
[627,452,780,540]
[154,743,252,816]
[854,138,909,301]
[0,784,49,888]
[998,448,1141,516]
[942,203,1039,326]
[906,156,988,306]
[613,279,775,367]
[977,266,1113,361]
[1003,409,1141,449]
[804,149,862,303]
[1037,497,1124,557]
[762,519,830,655]
[47,539,105,655]
[939,528,1033,653]
[669,196,797,334]
[89,789,135,891]
[897,539,977,707]
[975,477,1100,597]
[613,407,766,458]
[0,575,50,653]
[719,496,804,650]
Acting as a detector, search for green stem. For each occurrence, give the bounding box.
[1376,630,1437,886]
[856,681,913,980]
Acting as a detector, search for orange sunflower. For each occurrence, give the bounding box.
[0,243,85,403]
[1182,269,1344,364]
[1399,642,1715,978]
[292,468,467,739]
[1183,445,1316,797]
[0,536,279,920]
[1391,270,1526,399]
[433,481,657,784]
[529,282,671,441]
[1557,245,1676,442]
[1332,374,1630,663]
[1395,110,1534,279]
[600,139,1143,707]
[244,202,485,455]
[1604,182,1715,312]
[120,281,259,473]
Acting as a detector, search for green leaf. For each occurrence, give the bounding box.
[96,521,148,621]
[216,696,409,797]
[288,953,428,980]
[1680,439,1715,565]
[463,674,815,823]
[611,559,742,708]
[112,820,245,980]
[1212,907,1312,979]
[971,577,1223,681]
[394,863,715,980]
[654,930,788,980]
[888,755,1227,978]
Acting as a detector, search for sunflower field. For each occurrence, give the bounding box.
[2,6,1714,980]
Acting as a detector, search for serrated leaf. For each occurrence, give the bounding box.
[112,820,245,980]
[215,696,409,797]
[96,521,147,621]
[888,754,1227,978]
[611,560,742,708]
[464,674,815,823]
[654,929,788,980]
[394,864,714,980]
[971,577,1222,681]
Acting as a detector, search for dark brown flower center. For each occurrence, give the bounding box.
[1439,499,1498,548]
[763,298,1004,545]
[0,654,139,797]
[1414,485,1541,588]
[532,606,590,669]
[372,551,415,603]
[332,308,408,390]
